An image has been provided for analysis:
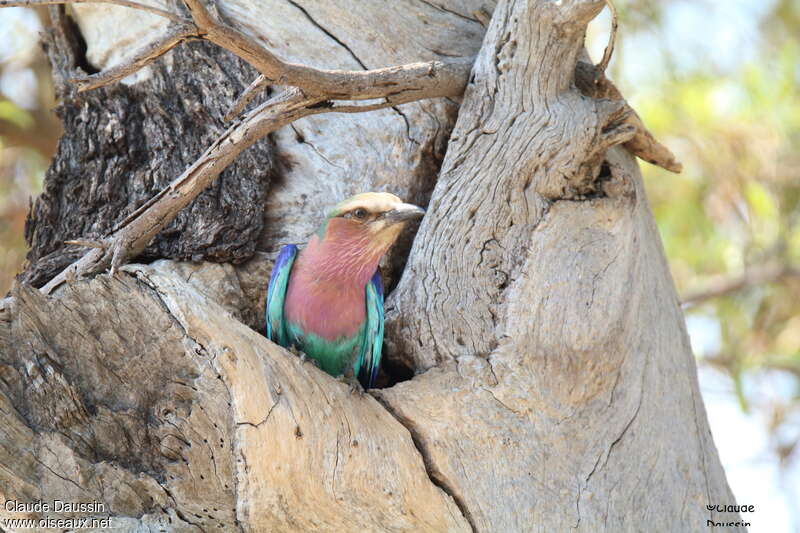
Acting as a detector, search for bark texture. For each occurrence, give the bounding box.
[1,263,470,531]
[22,11,273,288]
[381,1,743,530]
[0,0,744,532]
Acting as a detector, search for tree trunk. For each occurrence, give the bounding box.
[0,1,744,532]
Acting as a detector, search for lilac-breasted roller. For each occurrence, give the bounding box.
[266,192,425,389]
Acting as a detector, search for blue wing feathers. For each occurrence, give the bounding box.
[266,245,297,345]
[369,271,384,388]
[267,244,297,301]
[358,269,384,389]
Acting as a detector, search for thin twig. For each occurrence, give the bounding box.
[328,101,396,114]
[596,0,617,76]
[70,24,197,92]
[0,0,183,22]
[224,74,268,121]
[64,239,106,249]
[681,263,800,308]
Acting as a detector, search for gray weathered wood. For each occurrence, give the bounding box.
[383,0,743,531]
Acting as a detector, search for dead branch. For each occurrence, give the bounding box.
[69,23,197,92]
[597,0,618,76]
[224,74,267,121]
[0,0,183,22]
[39,83,452,294]
[575,60,683,173]
[681,262,800,307]
[179,0,472,100]
[10,0,471,102]
[0,0,682,294]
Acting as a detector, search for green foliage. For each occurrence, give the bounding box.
[0,100,33,130]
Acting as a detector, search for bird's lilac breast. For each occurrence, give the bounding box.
[283,274,366,342]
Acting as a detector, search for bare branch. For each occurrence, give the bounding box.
[6,0,470,103]
[69,24,197,92]
[575,61,683,173]
[681,262,800,308]
[0,0,183,22]
[64,239,107,249]
[596,0,618,76]
[327,100,397,114]
[179,0,471,101]
[622,115,683,173]
[224,74,267,121]
[42,88,322,292]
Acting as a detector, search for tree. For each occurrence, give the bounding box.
[0,0,746,531]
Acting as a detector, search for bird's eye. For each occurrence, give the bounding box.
[353,208,367,219]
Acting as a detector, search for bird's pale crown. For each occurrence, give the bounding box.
[328,192,417,218]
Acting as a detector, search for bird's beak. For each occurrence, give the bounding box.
[384,203,426,225]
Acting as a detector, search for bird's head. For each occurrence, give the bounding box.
[319,191,425,247]
[311,192,425,275]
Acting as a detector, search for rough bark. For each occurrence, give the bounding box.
[0,263,470,531]
[381,1,743,530]
[0,0,743,532]
[22,11,273,288]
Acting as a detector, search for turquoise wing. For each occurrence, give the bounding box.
[356,270,384,389]
[266,245,298,347]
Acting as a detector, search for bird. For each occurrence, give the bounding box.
[265,192,425,390]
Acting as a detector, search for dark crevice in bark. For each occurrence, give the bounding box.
[580,159,613,200]
[373,355,415,389]
[285,0,368,70]
[61,13,100,75]
[392,105,419,145]
[174,508,209,533]
[374,394,478,533]
[284,0,427,158]
[575,339,648,529]
[688,356,714,522]
[416,0,481,23]
[550,156,633,203]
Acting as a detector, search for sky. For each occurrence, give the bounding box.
[0,7,41,109]
[691,317,800,533]
[660,3,799,530]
